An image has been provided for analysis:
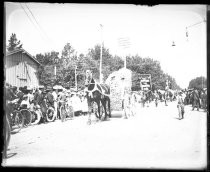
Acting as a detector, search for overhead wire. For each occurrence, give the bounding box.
[19,3,55,50]
[24,3,53,44]
[19,3,40,37]
[186,19,206,29]
[185,18,206,40]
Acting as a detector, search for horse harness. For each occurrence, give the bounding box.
[86,81,110,99]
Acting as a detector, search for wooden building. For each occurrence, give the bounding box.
[5,49,41,88]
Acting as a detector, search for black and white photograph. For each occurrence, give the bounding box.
[3,3,207,169]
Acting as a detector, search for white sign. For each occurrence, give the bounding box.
[141,79,150,82]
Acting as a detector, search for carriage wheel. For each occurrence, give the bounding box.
[12,110,24,133]
[20,109,32,127]
[100,102,108,120]
[31,110,41,125]
[46,107,55,122]
[92,102,99,119]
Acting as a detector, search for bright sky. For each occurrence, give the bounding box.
[5,3,207,89]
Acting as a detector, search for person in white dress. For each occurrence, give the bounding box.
[71,92,82,116]
[81,94,88,115]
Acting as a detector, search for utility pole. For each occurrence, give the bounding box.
[54,58,58,81]
[100,24,103,83]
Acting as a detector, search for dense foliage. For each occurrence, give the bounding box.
[6,34,182,90]
[34,43,181,90]
[188,76,207,89]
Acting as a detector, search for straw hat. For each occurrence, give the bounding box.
[27,86,33,91]
[39,85,44,89]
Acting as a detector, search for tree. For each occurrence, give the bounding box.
[87,44,112,61]
[61,43,76,68]
[188,76,207,89]
[7,33,23,51]
[126,55,181,90]
[35,51,60,87]
[87,44,113,81]
[59,43,78,88]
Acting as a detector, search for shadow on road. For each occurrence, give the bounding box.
[11,130,21,135]
[174,117,182,120]
[6,152,17,159]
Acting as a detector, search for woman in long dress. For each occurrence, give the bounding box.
[81,94,89,115]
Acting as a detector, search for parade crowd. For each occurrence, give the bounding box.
[5,82,207,127]
[5,83,89,126]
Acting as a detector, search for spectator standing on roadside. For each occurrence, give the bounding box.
[81,93,88,115]
[52,88,58,119]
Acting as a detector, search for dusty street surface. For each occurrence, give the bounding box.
[3,101,207,169]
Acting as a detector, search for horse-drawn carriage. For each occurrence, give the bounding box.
[84,70,111,124]
[84,68,140,122]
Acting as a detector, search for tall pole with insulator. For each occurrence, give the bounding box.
[100,24,103,83]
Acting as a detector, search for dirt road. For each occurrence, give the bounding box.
[3,101,207,169]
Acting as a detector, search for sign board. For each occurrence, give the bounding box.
[139,74,151,90]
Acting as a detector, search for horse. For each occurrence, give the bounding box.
[84,70,111,124]
[157,89,165,102]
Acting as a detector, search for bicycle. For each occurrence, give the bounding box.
[46,102,56,122]
[19,104,32,127]
[65,101,74,119]
[30,104,42,125]
[8,100,24,133]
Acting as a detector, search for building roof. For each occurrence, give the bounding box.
[6,48,41,65]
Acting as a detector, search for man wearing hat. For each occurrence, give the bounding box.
[26,87,34,103]
[57,87,67,121]
[34,86,44,106]
[46,87,54,108]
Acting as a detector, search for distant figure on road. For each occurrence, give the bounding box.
[154,90,159,107]
[177,91,185,120]
[200,89,207,111]
[192,88,200,111]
